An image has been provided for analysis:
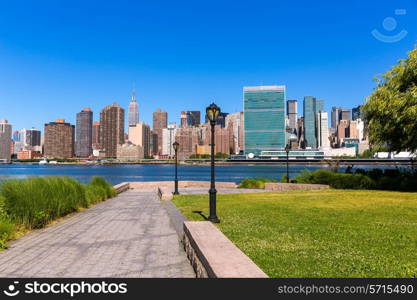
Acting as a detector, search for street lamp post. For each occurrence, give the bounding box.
[173,141,180,195]
[285,144,290,183]
[206,103,221,223]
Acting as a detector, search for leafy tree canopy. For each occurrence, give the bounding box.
[362,47,417,152]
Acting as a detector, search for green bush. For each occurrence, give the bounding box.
[84,184,107,205]
[90,177,116,198]
[238,177,277,189]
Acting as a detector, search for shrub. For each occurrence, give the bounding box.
[90,177,116,198]
[238,177,277,189]
[84,184,107,205]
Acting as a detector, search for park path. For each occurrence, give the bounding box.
[0,189,195,278]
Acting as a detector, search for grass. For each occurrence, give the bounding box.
[173,189,417,277]
[0,176,116,249]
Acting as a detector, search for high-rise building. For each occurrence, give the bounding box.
[162,123,177,157]
[152,109,168,154]
[92,122,101,149]
[206,112,228,127]
[316,111,330,148]
[352,105,362,120]
[75,108,93,157]
[180,111,187,128]
[175,127,202,159]
[185,111,201,127]
[340,109,351,121]
[128,122,151,158]
[150,130,159,156]
[303,96,323,149]
[331,106,342,129]
[44,119,75,158]
[225,112,244,154]
[100,103,124,158]
[12,130,20,142]
[202,124,231,154]
[0,120,12,160]
[20,128,41,148]
[244,85,286,155]
[286,100,298,133]
[128,90,139,126]
[337,119,350,146]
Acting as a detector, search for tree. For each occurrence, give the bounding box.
[362,47,417,152]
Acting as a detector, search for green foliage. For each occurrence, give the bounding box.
[362,47,417,152]
[238,177,277,189]
[90,176,116,198]
[293,168,417,191]
[173,190,417,277]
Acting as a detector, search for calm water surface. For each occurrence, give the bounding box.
[0,164,402,185]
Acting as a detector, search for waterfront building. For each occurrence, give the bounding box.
[202,124,231,154]
[128,122,151,158]
[152,109,168,154]
[336,119,350,146]
[17,150,42,160]
[316,111,330,148]
[44,119,75,158]
[12,130,20,142]
[128,90,139,126]
[286,100,298,133]
[297,116,305,149]
[244,85,286,156]
[225,112,244,154]
[303,96,323,149]
[340,109,351,121]
[75,108,93,157]
[117,142,144,160]
[92,121,101,149]
[150,130,159,156]
[0,120,12,160]
[175,127,202,159]
[100,103,124,158]
[162,123,177,157]
[180,111,187,128]
[20,128,41,149]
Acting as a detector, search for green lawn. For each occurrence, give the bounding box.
[173,190,417,277]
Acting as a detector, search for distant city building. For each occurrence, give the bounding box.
[180,111,187,128]
[336,119,350,146]
[352,105,362,120]
[152,109,168,154]
[150,130,159,156]
[206,112,228,128]
[128,122,151,158]
[225,112,244,154]
[100,103,124,158]
[44,119,75,158]
[303,96,323,149]
[297,116,305,149]
[75,108,93,157]
[162,123,177,157]
[175,127,202,159]
[185,111,201,127]
[0,120,12,161]
[92,121,101,149]
[128,90,139,126]
[117,142,144,160]
[340,109,351,121]
[244,85,286,156]
[202,124,231,154]
[286,100,298,133]
[17,150,41,160]
[12,130,20,142]
[20,128,41,149]
[316,111,330,148]
[331,106,342,129]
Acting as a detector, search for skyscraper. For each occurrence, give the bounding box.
[75,108,93,157]
[180,111,187,128]
[20,128,41,148]
[316,111,330,148]
[331,106,342,129]
[185,111,201,127]
[128,122,151,158]
[44,119,75,158]
[244,85,286,155]
[152,109,168,154]
[128,90,139,126]
[225,112,244,154]
[92,121,101,149]
[0,120,12,160]
[340,109,351,121]
[100,103,124,158]
[286,100,298,133]
[352,105,362,120]
[162,123,177,157]
[303,96,323,149]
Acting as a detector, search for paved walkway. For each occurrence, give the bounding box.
[0,189,195,278]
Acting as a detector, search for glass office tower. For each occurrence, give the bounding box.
[303,96,324,149]
[244,85,286,156]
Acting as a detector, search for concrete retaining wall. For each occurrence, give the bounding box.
[113,182,130,194]
[264,182,329,191]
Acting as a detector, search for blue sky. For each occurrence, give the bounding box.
[0,0,416,132]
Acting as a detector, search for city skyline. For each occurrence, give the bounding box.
[1,1,416,131]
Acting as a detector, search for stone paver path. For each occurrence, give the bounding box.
[0,189,195,278]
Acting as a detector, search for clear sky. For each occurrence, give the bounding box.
[0,0,416,132]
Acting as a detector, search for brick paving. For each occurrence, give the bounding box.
[0,189,195,278]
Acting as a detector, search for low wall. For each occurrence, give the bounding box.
[264,182,329,191]
[113,182,130,194]
[183,221,268,278]
[130,181,237,189]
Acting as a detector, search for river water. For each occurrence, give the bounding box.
[0,163,405,185]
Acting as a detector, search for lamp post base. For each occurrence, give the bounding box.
[173,180,179,195]
[208,188,220,223]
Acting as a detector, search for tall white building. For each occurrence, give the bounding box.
[316,112,330,148]
[162,123,177,157]
[0,120,12,161]
[128,90,139,126]
[128,122,150,158]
